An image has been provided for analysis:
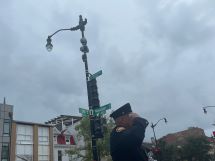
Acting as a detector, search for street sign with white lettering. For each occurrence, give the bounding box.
[79,103,111,117]
[94,103,111,115]
[89,70,102,81]
[79,108,89,117]
[97,110,106,116]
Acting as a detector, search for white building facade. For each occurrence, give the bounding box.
[46,115,84,161]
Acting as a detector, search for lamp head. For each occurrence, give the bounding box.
[203,108,207,114]
[151,123,154,128]
[46,36,53,52]
[164,118,168,123]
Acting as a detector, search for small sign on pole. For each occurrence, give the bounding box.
[79,108,89,117]
[89,70,102,81]
[79,103,111,117]
[94,103,111,115]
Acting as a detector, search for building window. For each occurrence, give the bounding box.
[1,143,9,161]
[3,119,10,136]
[38,127,49,143]
[16,145,33,161]
[38,145,49,161]
[16,125,33,144]
[66,136,70,145]
[38,127,49,161]
[16,125,33,161]
[58,151,62,161]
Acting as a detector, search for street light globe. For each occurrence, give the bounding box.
[46,43,53,52]
[203,108,207,114]
[164,118,168,123]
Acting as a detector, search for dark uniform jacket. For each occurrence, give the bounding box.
[110,117,149,161]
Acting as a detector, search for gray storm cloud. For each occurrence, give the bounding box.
[0,0,215,141]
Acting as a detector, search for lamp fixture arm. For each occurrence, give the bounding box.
[48,28,73,39]
[203,106,215,109]
[47,15,87,40]
[203,106,215,114]
[152,117,167,128]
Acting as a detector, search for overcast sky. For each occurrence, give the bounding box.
[1,0,215,141]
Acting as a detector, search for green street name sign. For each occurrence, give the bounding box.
[79,103,111,117]
[95,110,106,116]
[94,103,111,115]
[79,108,89,117]
[89,70,102,81]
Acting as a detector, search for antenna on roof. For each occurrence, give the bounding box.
[3,97,6,109]
[3,97,6,104]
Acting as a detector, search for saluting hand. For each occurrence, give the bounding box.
[128,113,139,126]
[129,112,139,118]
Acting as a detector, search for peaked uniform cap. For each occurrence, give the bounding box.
[110,103,132,119]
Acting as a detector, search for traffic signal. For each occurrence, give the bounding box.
[87,79,100,108]
[92,118,104,139]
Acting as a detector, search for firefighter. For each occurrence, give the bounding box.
[110,103,149,161]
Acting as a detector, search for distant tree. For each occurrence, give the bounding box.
[158,136,212,161]
[158,140,179,161]
[181,136,211,161]
[66,116,115,161]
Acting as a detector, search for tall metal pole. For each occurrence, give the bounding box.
[46,15,99,161]
[79,16,99,161]
[151,123,160,161]
[151,118,167,161]
[82,45,99,161]
[151,124,158,147]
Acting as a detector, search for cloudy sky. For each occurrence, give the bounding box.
[0,0,215,141]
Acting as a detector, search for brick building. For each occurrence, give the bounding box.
[160,127,205,145]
